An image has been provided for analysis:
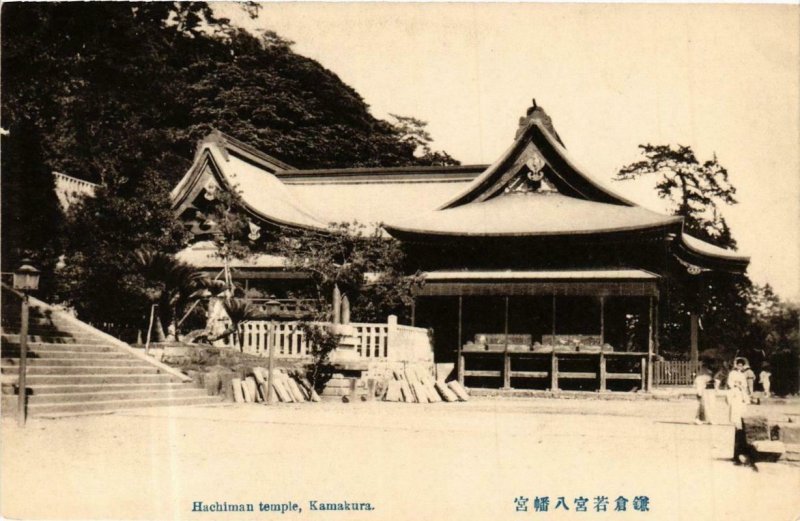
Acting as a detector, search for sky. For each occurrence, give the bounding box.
[216,3,800,301]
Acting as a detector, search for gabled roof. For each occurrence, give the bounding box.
[385,191,680,238]
[171,131,326,231]
[383,105,679,239]
[171,130,484,234]
[170,109,749,274]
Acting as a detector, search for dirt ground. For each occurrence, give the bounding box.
[2,397,799,521]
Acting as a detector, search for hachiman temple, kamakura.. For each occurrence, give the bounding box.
[171,102,749,392]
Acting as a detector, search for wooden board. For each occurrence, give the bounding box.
[286,378,306,402]
[252,367,266,385]
[231,378,245,403]
[245,376,260,402]
[447,380,470,401]
[272,380,291,402]
[384,380,402,402]
[435,381,458,402]
[241,380,253,403]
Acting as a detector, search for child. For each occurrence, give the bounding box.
[759,364,772,397]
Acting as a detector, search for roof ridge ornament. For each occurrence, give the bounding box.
[515,99,565,147]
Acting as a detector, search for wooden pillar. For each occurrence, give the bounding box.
[266,322,276,404]
[599,296,605,344]
[647,297,655,392]
[503,353,511,390]
[599,352,607,392]
[503,296,511,390]
[550,351,559,391]
[504,296,510,348]
[457,296,463,384]
[411,298,416,327]
[690,312,699,371]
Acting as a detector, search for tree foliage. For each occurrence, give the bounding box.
[56,171,188,336]
[617,144,737,248]
[1,2,458,188]
[274,222,423,323]
[0,119,63,295]
[1,2,452,333]
[618,145,798,393]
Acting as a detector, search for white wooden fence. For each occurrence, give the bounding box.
[222,317,431,363]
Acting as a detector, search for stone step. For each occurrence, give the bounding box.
[27,387,208,404]
[23,374,180,385]
[2,357,155,367]
[25,382,194,395]
[28,395,223,416]
[1,334,106,345]
[1,342,119,352]
[1,365,162,375]
[1,350,129,359]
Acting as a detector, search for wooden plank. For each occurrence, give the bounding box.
[272,380,291,402]
[241,379,253,403]
[231,378,244,403]
[384,380,402,402]
[458,354,465,385]
[509,371,548,379]
[447,380,470,401]
[463,370,502,378]
[606,373,642,380]
[252,367,266,385]
[245,376,260,402]
[558,372,597,379]
[435,381,458,402]
[286,378,306,402]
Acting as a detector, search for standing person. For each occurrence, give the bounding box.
[694,362,712,424]
[742,361,756,396]
[759,363,772,397]
[727,358,750,464]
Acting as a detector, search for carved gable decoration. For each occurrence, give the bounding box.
[503,153,558,194]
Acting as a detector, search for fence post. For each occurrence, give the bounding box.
[387,315,398,361]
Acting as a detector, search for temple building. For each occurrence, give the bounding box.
[171,102,749,392]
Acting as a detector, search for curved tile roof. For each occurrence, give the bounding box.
[385,192,680,237]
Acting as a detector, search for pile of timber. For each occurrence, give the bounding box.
[230,367,321,404]
[381,365,469,403]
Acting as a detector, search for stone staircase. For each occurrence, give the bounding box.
[1,285,222,417]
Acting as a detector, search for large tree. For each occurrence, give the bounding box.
[0,118,63,295]
[616,144,750,359]
[1,2,455,330]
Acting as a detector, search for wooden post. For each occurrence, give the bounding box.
[332,284,341,324]
[647,297,654,392]
[551,295,557,336]
[690,312,699,373]
[17,295,29,427]
[457,296,463,383]
[641,356,647,391]
[503,353,511,390]
[599,296,605,344]
[411,298,416,327]
[503,296,511,389]
[504,296,510,348]
[599,352,607,392]
[550,351,559,391]
[266,322,276,404]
